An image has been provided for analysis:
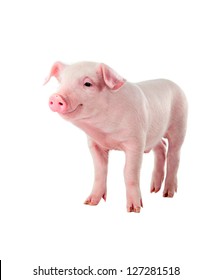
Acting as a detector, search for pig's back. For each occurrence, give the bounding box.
[137,78,181,102]
[137,79,186,116]
[136,79,186,149]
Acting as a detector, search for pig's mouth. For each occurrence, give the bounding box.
[67,103,83,114]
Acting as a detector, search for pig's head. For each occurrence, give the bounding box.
[44,61,126,121]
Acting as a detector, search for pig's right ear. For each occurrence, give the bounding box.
[43,61,66,85]
[97,63,126,91]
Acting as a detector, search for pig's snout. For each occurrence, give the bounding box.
[49,94,68,113]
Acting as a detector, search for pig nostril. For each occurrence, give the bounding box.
[50,101,53,105]
[59,102,63,106]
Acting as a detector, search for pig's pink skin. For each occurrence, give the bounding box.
[45,61,188,213]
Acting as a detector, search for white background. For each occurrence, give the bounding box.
[0,0,212,279]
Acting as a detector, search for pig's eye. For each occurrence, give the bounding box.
[84,82,92,87]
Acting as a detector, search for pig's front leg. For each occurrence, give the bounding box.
[84,138,109,206]
[150,139,167,193]
[124,145,144,213]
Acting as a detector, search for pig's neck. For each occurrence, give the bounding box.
[72,118,121,150]
[73,118,108,139]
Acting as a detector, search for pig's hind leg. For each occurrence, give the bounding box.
[163,140,181,197]
[84,138,109,206]
[163,115,187,197]
[150,139,167,193]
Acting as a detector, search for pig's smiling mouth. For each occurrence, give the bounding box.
[67,104,83,114]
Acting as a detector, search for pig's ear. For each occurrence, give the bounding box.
[43,61,66,85]
[98,63,126,91]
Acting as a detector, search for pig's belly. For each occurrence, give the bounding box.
[95,132,166,152]
[77,118,168,152]
[144,122,169,152]
[90,130,166,152]
[144,135,166,153]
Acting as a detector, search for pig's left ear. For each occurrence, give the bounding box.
[43,61,66,85]
[97,63,126,91]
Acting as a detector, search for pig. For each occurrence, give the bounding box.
[44,61,188,213]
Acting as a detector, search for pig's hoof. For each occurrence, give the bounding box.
[84,193,106,206]
[163,183,177,198]
[127,198,143,213]
[163,191,175,198]
[127,206,141,213]
[150,173,164,193]
[150,184,161,193]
